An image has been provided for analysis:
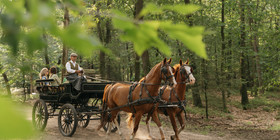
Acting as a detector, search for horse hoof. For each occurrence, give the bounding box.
[170,135,175,140]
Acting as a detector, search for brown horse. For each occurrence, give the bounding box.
[127,59,195,140]
[98,58,177,140]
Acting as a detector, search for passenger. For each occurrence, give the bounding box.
[49,66,61,86]
[39,68,49,85]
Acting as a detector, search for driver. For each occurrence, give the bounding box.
[66,53,86,92]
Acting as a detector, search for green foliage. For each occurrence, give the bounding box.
[112,3,207,59]
[0,96,35,139]
[0,0,106,57]
[138,3,200,18]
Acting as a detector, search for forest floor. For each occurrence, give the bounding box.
[22,89,280,140]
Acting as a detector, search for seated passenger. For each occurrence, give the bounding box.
[49,66,61,86]
[39,68,49,85]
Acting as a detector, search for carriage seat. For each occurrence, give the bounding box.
[36,79,64,94]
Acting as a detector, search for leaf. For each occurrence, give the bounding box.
[0,97,35,139]
[24,29,46,55]
[162,4,200,15]
[139,3,200,17]
[111,10,134,30]
[60,23,110,56]
[0,14,21,56]
[160,21,207,59]
[138,3,163,18]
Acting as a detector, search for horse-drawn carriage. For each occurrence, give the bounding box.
[32,58,195,139]
[32,79,120,136]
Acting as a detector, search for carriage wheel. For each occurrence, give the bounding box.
[32,99,48,131]
[103,114,121,133]
[78,114,90,128]
[58,104,78,137]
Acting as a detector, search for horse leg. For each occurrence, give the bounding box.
[169,111,179,140]
[112,113,124,140]
[130,113,142,140]
[151,111,166,140]
[145,114,155,139]
[177,112,186,134]
[105,122,112,139]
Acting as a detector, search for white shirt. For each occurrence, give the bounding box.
[66,60,81,73]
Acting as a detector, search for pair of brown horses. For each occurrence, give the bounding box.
[97,58,195,140]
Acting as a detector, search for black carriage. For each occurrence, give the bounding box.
[32,79,120,137]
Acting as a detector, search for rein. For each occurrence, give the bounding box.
[157,65,192,120]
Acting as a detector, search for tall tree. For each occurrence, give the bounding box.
[220,0,227,112]
[61,5,69,83]
[190,0,203,107]
[43,34,50,69]
[133,0,143,80]
[96,2,105,79]
[240,0,249,109]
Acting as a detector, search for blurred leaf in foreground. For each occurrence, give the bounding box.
[0,96,35,139]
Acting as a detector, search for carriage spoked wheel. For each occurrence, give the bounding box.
[78,114,90,128]
[58,104,78,137]
[103,114,121,133]
[32,99,48,131]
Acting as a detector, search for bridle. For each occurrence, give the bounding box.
[160,64,175,84]
[179,64,193,84]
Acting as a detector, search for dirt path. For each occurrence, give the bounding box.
[24,104,222,140]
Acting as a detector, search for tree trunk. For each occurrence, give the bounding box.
[240,0,249,109]
[202,59,209,119]
[252,0,263,94]
[253,35,263,94]
[61,6,69,83]
[190,0,203,107]
[133,0,150,76]
[220,0,227,112]
[184,0,193,26]
[2,71,11,96]
[96,2,105,79]
[133,0,144,80]
[43,34,50,69]
[141,51,150,75]
[192,85,203,107]
[135,54,140,81]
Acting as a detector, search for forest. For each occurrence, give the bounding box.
[0,0,279,139]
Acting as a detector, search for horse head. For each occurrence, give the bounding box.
[179,59,195,85]
[160,58,177,87]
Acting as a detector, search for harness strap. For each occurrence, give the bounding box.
[128,82,138,113]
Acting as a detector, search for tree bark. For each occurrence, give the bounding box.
[43,34,50,69]
[1,70,11,96]
[135,54,140,81]
[61,6,69,83]
[141,51,150,75]
[133,0,144,80]
[240,0,249,109]
[252,0,263,94]
[133,0,150,75]
[96,2,105,79]
[220,0,228,112]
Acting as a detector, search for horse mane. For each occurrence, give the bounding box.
[139,77,145,83]
[138,62,162,83]
[173,64,180,78]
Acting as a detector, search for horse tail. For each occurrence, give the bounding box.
[103,84,111,103]
[126,113,134,129]
[97,84,111,130]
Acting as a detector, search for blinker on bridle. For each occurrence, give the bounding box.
[160,64,174,82]
[180,64,192,83]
